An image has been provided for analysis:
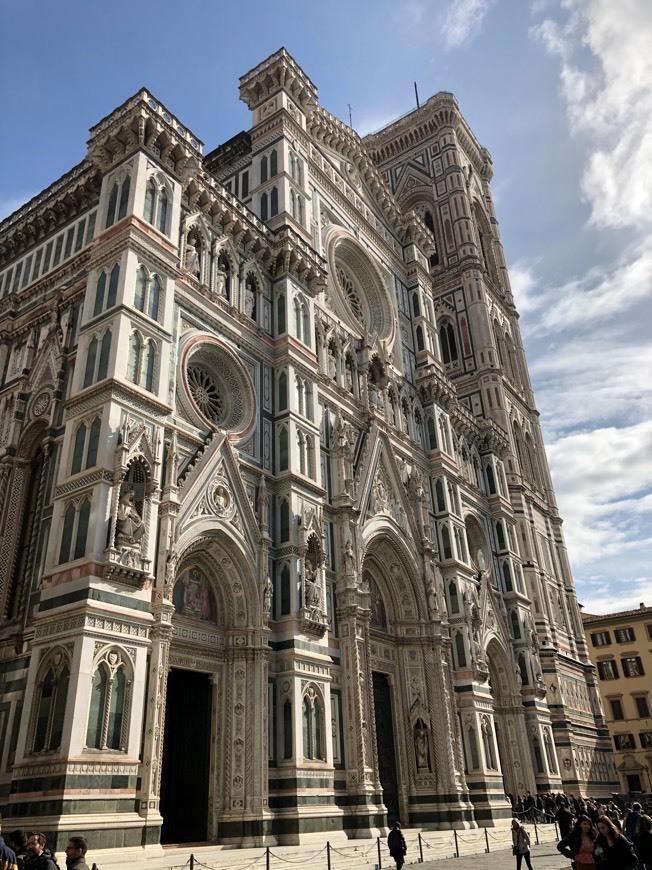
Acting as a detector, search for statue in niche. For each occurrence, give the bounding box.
[214,262,227,297]
[263,574,273,620]
[327,346,337,380]
[345,360,353,392]
[414,722,430,771]
[304,562,322,614]
[184,240,200,277]
[115,488,145,548]
[427,576,439,618]
[343,539,355,574]
[173,567,215,621]
[213,483,230,516]
[245,285,255,318]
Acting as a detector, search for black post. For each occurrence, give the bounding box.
[189,854,194,870]
[377,836,383,869]
[534,818,539,845]
[327,840,331,870]
[485,828,490,853]
[266,845,271,870]
[454,829,460,858]
[418,832,424,863]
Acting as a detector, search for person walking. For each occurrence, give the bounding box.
[387,822,407,870]
[636,815,652,870]
[0,815,18,870]
[512,818,534,870]
[63,839,88,870]
[557,803,575,839]
[557,814,598,870]
[23,834,57,870]
[594,815,638,870]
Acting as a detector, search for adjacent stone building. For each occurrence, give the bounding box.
[583,603,652,795]
[0,49,616,852]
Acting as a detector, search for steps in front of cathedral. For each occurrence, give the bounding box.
[87,823,559,870]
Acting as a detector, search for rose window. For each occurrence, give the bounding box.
[336,266,364,324]
[178,333,256,436]
[187,364,224,424]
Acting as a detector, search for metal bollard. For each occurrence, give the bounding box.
[454,829,460,858]
[418,832,424,863]
[485,828,490,853]
[327,840,331,870]
[377,836,383,869]
[534,819,539,845]
[189,854,194,870]
[266,845,271,870]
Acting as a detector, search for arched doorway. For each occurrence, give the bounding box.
[158,527,263,845]
[486,639,525,797]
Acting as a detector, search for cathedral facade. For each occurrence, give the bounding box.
[0,49,616,852]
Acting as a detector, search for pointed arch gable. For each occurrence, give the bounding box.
[361,527,425,625]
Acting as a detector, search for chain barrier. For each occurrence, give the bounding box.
[193,857,265,870]
[328,841,378,858]
[268,845,327,864]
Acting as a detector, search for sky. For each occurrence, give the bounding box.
[1,0,650,614]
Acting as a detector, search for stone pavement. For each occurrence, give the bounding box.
[87,822,567,870]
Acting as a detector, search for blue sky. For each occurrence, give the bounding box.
[1,0,650,613]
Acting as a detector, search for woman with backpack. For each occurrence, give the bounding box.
[512,818,534,870]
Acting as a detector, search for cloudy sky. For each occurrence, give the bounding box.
[1,0,650,613]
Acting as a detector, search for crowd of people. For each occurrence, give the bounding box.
[0,816,90,870]
[507,793,652,870]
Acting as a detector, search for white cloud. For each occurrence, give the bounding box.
[441,0,496,49]
[533,0,652,231]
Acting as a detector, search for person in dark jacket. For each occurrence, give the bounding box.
[594,815,638,870]
[24,834,57,870]
[557,815,598,870]
[636,815,652,870]
[624,803,642,844]
[387,822,407,870]
[557,805,575,839]
[0,814,18,870]
[6,832,26,870]
[63,839,88,870]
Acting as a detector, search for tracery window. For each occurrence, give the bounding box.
[134,266,161,320]
[93,264,120,316]
[71,417,102,474]
[58,498,91,564]
[105,175,130,228]
[29,650,71,754]
[83,330,112,388]
[126,332,157,392]
[439,321,458,364]
[302,686,324,761]
[86,647,132,752]
[336,266,363,323]
[143,177,170,235]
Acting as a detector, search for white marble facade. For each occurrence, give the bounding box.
[0,49,617,853]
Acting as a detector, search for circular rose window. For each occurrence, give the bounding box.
[178,333,255,436]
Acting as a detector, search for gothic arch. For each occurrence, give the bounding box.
[361,528,425,625]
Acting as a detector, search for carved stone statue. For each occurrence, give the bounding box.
[327,347,337,379]
[344,538,355,574]
[185,241,200,277]
[427,577,439,618]
[263,574,273,620]
[215,263,227,296]
[245,286,255,318]
[305,563,322,614]
[115,488,145,548]
[414,724,430,770]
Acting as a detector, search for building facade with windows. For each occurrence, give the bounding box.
[583,604,652,795]
[0,49,616,853]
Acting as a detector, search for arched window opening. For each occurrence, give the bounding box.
[416,325,425,352]
[144,178,156,224]
[302,689,324,761]
[86,650,130,751]
[260,192,268,221]
[486,464,496,494]
[278,371,288,410]
[279,499,290,542]
[428,417,437,450]
[455,631,467,668]
[544,729,558,773]
[32,660,70,754]
[71,424,87,475]
[74,498,91,560]
[260,155,268,184]
[270,186,279,217]
[502,561,513,593]
[532,734,544,774]
[97,331,111,381]
[283,699,293,759]
[59,504,76,564]
[277,291,286,334]
[117,176,130,221]
[439,321,458,364]
[270,149,278,176]
[143,341,156,392]
[148,275,160,320]
[448,580,459,614]
[105,184,118,229]
[424,210,439,267]
[280,564,291,615]
[127,333,141,383]
[93,272,107,317]
[510,610,521,639]
[157,187,168,234]
[518,654,529,686]
[297,195,303,225]
[412,293,421,317]
[294,298,302,339]
[441,524,452,560]
[134,267,146,312]
[86,417,101,469]
[496,521,506,550]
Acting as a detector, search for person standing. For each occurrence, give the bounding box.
[557,815,598,870]
[512,818,534,870]
[624,803,642,844]
[387,822,407,870]
[63,839,88,870]
[23,835,57,870]
[636,815,652,870]
[594,815,638,870]
[0,815,18,870]
[6,832,26,870]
